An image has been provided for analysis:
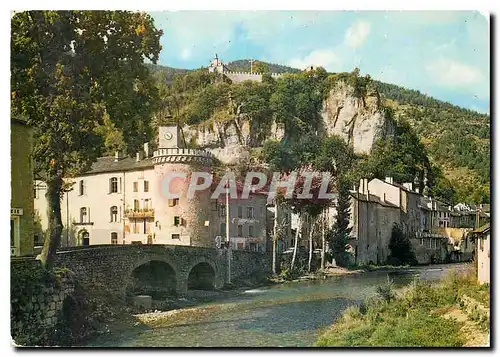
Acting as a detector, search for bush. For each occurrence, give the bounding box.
[376,277,396,303]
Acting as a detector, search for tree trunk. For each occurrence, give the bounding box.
[290,215,301,271]
[321,209,326,270]
[308,220,315,273]
[39,176,63,269]
[272,202,279,275]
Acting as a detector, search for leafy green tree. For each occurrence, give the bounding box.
[253,60,270,74]
[387,224,417,266]
[328,180,352,267]
[11,10,162,267]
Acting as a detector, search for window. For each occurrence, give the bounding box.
[425,238,431,249]
[238,206,243,218]
[168,198,179,207]
[110,206,118,222]
[133,220,139,233]
[248,225,254,237]
[218,205,226,217]
[420,238,424,245]
[133,182,138,192]
[111,232,118,244]
[10,219,15,247]
[80,207,87,223]
[144,199,150,209]
[34,188,38,199]
[79,180,84,196]
[237,225,243,237]
[247,206,255,219]
[144,181,149,192]
[174,216,180,226]
[480,237,484,251]
[110,177,118,193]
[237,242,244,250]
[220,222,226,236]
[134,199,139,211]
[172,234,180,240]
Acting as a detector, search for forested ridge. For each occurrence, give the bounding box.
[140,61,490,204]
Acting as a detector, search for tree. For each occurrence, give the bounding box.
[253,60,270,74]
[387,224,417,266]
[328,180,351,267]
[11,11,162,268]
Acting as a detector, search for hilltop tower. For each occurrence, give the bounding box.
[152,125,214,247]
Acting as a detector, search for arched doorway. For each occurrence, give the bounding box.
[188,262,215,290]
[77,230,90,246]
[128,260,177,298]
[82,232,90,246]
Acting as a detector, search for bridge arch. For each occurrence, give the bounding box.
[125,255,180,298]
[188,262,216,290]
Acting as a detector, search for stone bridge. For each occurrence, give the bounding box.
[54,245,271,297]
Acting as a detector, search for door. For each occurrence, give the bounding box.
[82,232,90,246]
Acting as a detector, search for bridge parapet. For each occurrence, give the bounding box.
[54,245,271,297]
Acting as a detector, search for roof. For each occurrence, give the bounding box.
[350,191,399,209]
[83,156,154,175]
[472,223,490,235]
[372,178,423,197]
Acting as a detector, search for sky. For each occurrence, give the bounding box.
[149,11,490,114]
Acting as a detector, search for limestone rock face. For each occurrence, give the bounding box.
[182,118,283,165]
[181,80,394,163]
[321,81,395,154]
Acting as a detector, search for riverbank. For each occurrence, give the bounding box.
[315,264,490,347]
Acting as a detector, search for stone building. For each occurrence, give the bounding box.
[11,117,34,257]
[34,125,268,252]
[349,179,400,265]
[472,223,490,285]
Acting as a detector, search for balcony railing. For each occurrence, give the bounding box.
[125,208,155,218]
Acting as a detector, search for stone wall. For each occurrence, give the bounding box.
[11,259,75,346]
[54,245,271,296]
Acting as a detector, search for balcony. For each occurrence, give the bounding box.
[125,208,155,219]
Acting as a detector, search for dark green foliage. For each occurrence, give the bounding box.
[387,224,417,266]
[328,180,352,267]
[227,59,300,74]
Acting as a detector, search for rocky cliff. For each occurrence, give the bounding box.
[182,80,395,164]
[320,81,395,154]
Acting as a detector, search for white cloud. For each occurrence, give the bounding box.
[344,20,371,49]
[288,49,342,71]
[426,58,483,87]
[180,48,192,60]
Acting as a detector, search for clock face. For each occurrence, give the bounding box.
[164,132,173,140]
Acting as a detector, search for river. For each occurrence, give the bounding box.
[88,263,468,347]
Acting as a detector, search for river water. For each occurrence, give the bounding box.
[88,263,468,347]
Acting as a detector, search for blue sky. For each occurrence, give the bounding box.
[149,11,490,114]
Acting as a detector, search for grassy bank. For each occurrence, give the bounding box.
[315,264,489,347]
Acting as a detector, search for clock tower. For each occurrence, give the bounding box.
[159,125,183,149]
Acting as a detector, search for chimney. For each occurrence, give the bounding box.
[136,152,143,162]
[114,151,120,162]
[143,142,149,158]
[385,177,393,184]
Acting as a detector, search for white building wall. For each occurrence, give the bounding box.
[477,233,490,284]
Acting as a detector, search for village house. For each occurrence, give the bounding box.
[472,223,490,285]
[11,117,35,257]
[34,125,269,252]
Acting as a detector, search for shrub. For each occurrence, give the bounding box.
[376,276,396,303]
